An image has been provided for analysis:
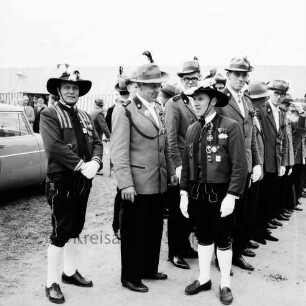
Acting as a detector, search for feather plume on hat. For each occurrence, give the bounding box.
[142,51,154,63]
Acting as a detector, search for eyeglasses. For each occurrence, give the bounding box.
[183,77,199,83]
[273,91,286,98]
[232,72,248,78]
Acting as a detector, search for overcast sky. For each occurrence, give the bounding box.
[0,0,305,68]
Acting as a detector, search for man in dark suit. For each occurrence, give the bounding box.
[111,63,176,293]
[180,85,248,305]
[257,80,289,242]
[246,82,269,250]
[90,99,110,141]
[164,59,200,269]
[218,57,262,271]
[41,70,103,304]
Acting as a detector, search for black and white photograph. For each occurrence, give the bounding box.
[0,0,306,305]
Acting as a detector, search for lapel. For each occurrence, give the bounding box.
[265,102,277,132]
[133,95,159,132]
[224,88,244,119]
[181,94,197,118]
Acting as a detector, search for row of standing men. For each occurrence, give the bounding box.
[40,57,306,305]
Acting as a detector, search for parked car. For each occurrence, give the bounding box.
[0,104,47,192]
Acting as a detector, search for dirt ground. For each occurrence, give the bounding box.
[1,156,306,306]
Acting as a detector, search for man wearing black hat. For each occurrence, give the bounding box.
[164,59,200,270]
[40,70,103,304]
[218,57,262,271]
[180,85,248,305]
[111,63,175,293]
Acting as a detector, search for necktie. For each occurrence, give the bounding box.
[236,93,245,117]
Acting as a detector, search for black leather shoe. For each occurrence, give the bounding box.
[219,286,233,305]
[277,214,290,221]
[301,192,306,198]
[241,248,256,257]
[253,235,266,245]
[270,219,283,226]
[62,270,93,287]
[142,272,167,280]
[232,256,254,271]
[121,279,149,293]
[168,256,190,269]
[264,233,279,242]
[283,209,293,214]
[181,248,198,258]
[247,241,259,249]
[267,223,278,229]
[185,279,212,295]
[45,283,65,304]
[294,207,303,211]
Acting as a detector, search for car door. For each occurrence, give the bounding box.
[0,110,42,191]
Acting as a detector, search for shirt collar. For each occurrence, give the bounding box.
[137,94,155,109]
[268,100,280,112]
[226,85,242,101]
[205,112,217,124]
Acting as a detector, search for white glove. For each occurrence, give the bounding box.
[80,160,100,179]
[220,194,236,218]
[288,168,292,176]
[252,165,262,183]
[278,166,286,177]
[176,166,182,183]
[180,192,189,218]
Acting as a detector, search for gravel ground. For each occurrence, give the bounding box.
[1,156,306,306]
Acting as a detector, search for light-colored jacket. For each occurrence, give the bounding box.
[111,95,175,195]
[24,105,35,125]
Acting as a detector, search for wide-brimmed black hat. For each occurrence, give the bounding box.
[47,71,92,97]
[188,86,229,107]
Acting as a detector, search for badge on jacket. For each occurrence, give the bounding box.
[218,128,228,139]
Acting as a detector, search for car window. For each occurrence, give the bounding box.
[0,112,30,137]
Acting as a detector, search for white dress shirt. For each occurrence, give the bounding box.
[137,94,159,127]
[205,111,217,124]
[227,86,245,117]
[269,100,280,131]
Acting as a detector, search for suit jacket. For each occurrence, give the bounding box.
[218,88,261,173]
[105,104,115,133]
[165,93,198,168]
[90,106,111,140]
[111,95,175,195]
[180,113,248,198]
[253,115,265,179]
[40,102,103,175]
[284,119,294,167]
[258,102,288,173]
[292,116,306,164]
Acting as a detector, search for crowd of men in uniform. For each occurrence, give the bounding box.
[39,54,306,305]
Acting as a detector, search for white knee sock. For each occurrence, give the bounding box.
[63,239,77,277]
[217,248,232,289]
[46,244,64,287]
[198,244,214,285]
